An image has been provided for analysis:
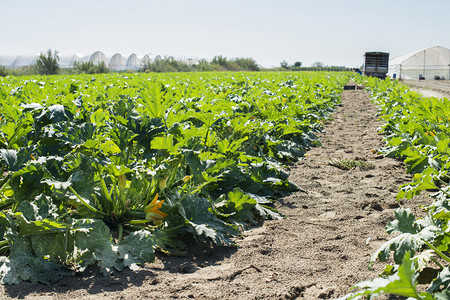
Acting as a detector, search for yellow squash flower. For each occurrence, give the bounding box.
[144,193,167,222]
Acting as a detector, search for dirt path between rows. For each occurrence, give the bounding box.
[1,89,429,299]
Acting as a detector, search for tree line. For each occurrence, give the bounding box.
[278,60,350,72]
[0,49,350,76]
[0,50,260,76]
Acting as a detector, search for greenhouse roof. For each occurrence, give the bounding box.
[390,46,450,66]
[0,51,155,70]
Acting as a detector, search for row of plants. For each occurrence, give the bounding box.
[342,77,450,299]
[0,71,350,284]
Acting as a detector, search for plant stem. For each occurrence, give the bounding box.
[0,198,14,210]
[56,209,74,221]
[63,229,68,263]
[424,240,450,263]
[430,256,445,270]
[437,186,450,198]
[117,224,123,244]
[96,165,113,211]
[0,173,12,191]
[128,219,149,224]
[0,239,9,248]
[112,176,117,209]
[161,222,188,233]
[68,186,108,217]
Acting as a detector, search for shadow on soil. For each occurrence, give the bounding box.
[3,267,156,299]
[3,244,237,299]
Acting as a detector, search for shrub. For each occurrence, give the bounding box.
[34,49,60,75]
[73,61,109,74]
[140,56,260,73]
[0,66,7,77]
[141,56,194,73]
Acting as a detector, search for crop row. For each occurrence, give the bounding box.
[343,77,450,299]
[0,72,350,284]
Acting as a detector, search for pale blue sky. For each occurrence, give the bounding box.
[1,0,449,67]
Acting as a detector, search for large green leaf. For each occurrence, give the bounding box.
[116,230,155,270]
[0,147,34,172]
[371,209,439,265]
[428,267,450,293]
[71,219,156,275]
[0,255,71,285]
[340,252,433,300]
[13,212,71,235]
[0,235,72,285]
[181,194,238,246]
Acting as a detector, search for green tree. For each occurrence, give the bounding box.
[0,66,7,77]
[94,61,109,73]
[233,58,259,71]
[73,61,110,74]
[73,61,95,74]
[212,55,228,68]
[35,49,60,75]
[311,61,325,68]
[140,56,193,73]
[293,61,302,67]
[280,60,289,69]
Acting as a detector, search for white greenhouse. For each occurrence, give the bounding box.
[388,46,450,80]
[0,51,155,71]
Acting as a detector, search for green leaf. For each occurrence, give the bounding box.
[386,208,417,234]
[68,219,156,275]
[0,234,72,285]
[183,150,206,184]
[0,150,17,170]
[99,140,121,155]
[254,203,282,220]
[13,213,71,236]
[90,108,108,126]
[428,267,450,293]
[105,163,131,177]
[30,233,68,262]
[434,289,450,300]
[0,255,71,285]
[15,201,40,221]
[151,227,187,255]
[342,252,430,300]
[217,137,248,154]
[0,147,34,171]
[71,219,120,275]
[182,194,238,246]
[152,134,179,154]
[36,104,72,125]
[215,188,256,225]
[0,213,12,241]
[371,209,439,265]
[117,230,155,270]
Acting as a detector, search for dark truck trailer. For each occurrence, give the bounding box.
[364,52,389,79]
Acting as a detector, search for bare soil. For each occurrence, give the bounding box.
[403,79,450,98]
[0,89,430,299]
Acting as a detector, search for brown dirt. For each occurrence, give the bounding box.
[0,89,430,299]
[403,79,450,98]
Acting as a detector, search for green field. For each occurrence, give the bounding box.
[3,72,450,298]
[0,72,349,284]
